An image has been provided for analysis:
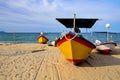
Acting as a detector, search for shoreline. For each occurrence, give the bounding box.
[0,43,120,80]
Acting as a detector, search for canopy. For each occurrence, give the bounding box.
[56,18,98,28]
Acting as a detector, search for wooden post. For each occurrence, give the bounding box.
[106,24,110,42]
[14,32,16,43]
[73,14,76,32]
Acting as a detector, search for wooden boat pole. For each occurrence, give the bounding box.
[106,24,110,42]
[13,32,16,43]
[73,14,76,33]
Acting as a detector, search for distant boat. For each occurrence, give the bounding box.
[48,37,58,46]
[95,24,117,54]
[95,40,117,54]
[37,32,48,44]
[56,14,98,65]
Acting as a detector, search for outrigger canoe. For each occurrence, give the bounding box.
[38,32,48,44]
[56,14,98,65]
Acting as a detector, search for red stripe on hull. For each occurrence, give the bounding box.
[57,38,67,46]
[57,33,95,49]
[67,59,84,65]
[99,49,111,54]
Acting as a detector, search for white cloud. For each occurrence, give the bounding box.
[43,0,56,9]
[0,0,120,32]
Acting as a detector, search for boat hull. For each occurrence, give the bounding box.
[101,42,117,50]
[96,45,111,54]
[38,35,48,44]
[96,42,117,54]
[57,33,95,65]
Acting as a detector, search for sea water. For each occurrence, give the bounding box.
[0,32,120,44]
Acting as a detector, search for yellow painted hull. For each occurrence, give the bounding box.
[57,33,95,64]
[38,35,48,44]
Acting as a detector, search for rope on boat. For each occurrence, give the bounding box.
[64,33,79,41]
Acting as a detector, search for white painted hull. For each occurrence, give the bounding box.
[96,42,117,54]
[101,42,117,50]
[96,44,111,54]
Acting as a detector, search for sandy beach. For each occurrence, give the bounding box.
[0,43,120,80]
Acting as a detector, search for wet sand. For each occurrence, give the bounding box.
[0,43,120,80]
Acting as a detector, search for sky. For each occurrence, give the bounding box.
[0,0,120,32]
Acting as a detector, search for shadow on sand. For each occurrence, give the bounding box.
[77,47,120,67]
[31,49,46,53]
[0,49,46,56]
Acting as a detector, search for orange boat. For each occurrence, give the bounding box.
[56,14,98,65]
[37,32,48,44]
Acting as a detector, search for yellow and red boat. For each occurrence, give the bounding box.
[37,32,48,44]
[56,14,98,65]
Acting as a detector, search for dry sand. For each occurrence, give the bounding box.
[0,43,120,80]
